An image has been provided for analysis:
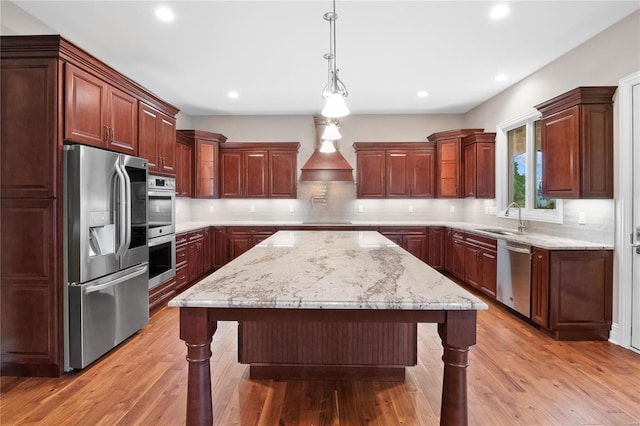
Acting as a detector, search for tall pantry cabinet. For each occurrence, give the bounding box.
[0,35,179,376]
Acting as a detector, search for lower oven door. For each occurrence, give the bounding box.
[68,262,149,369]
[148,234,176,289]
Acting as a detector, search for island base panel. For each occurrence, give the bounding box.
[249,364,406,381]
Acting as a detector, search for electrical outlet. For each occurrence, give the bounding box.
[358,205,364,213]
[449,205,455,213]
[408,205,414,213]
[578,212,586,225]
[209,205,215,213]
[289,205,295,213]
[249,205,255,213]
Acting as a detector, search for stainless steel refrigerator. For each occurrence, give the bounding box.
[64,144,149,370]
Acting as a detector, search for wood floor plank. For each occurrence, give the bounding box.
[2,296,640,425]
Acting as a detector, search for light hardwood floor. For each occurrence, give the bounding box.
[2,295,639,425]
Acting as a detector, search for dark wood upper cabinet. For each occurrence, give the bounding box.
[175,140,193,197]
[355,150,386,198]
[353,142,435,199]
[534,86,616,199]
[219,143,299,199]
[427,129,483,198]
[269,151,298,198]
[65,63,138,154]
[176,130,227,198]
[462,132,496,199]
[139,102,176,176]
[1,35,178,377]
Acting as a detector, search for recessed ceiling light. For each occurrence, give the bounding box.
[417,90,429,98]
[495,73,508,82]
[228,91,239,99]
[155,6,174,22]
[490,4,510,20]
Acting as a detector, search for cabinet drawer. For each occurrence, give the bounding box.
[175,264,189,290]
[378,226,427,236]
[189,229,205,241]
[176,244,188,267]
[451,230,465,241]
[176,232,189,246]
[465,233,496,251]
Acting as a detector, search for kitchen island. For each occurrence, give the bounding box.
[169,231,488,425]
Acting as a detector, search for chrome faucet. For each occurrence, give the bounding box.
[505,202,526,233]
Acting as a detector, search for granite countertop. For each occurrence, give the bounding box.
[175,221,613,251]
[168,231,489,311]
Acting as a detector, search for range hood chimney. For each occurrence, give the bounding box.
[300,116,353,181]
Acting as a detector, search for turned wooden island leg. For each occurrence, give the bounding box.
[179,307,217,426]
[437,310,477,426]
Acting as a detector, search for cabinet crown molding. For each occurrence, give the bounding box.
[426,129,484,142]
[534,86,617,116]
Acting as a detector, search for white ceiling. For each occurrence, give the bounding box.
[4,1,639,116]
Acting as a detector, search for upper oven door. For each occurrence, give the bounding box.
[148,189,175,239]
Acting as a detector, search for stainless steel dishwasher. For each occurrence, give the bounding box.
[496,239,532,317]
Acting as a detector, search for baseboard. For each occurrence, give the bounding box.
[608,322,619,345]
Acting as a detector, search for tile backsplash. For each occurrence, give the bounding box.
[177,186,613,245]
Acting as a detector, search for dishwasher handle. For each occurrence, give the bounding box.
[499,240,531,255]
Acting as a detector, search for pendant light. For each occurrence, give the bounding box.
[321,120,342,141]
[321,0,349,118]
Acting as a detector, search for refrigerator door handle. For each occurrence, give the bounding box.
[114,160,127,259]
[122,161,132,252]
[84,264,148,294]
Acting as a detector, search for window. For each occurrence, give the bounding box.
[496,110,562,224]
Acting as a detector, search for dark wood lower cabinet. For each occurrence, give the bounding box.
[427,227,445,269]
[449,231,465,281]
[531,248,550,328]
[547,250,613,340]
[463,234,497,299]
[378,227,428,262]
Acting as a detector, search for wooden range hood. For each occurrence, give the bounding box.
[300,116,353,181]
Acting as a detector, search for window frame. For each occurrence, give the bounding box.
[496,110,563,224]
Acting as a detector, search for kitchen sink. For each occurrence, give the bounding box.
[477,228,522,236]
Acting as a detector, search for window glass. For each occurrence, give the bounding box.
[507,125,526,207]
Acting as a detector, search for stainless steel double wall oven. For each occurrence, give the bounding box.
[147,176,176,289]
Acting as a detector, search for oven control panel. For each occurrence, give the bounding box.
[148,176,175,191]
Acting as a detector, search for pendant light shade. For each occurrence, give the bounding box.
[321,121,342,140]
[322,93,349,118]
[319,140,337,153]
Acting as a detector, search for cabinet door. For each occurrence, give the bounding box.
[409,150,435,198]
[220,151,243,198]
[549,250,612,339]
[531,248,550,328]
[269,151,297,198]
[188,240,204,282]
[195,140,218,198]
[451,237,465,280]
[427,227,444,269]
[480,250,497,298]
[106,85,137,155]
[138,103,160,172]
[475,143,495,198]
[65,63,107,148]
[357,151,385,198]
[203,228,212,273]
[464,143,476,197]
[245,151,268,198]
[211,226,228,269]
[228,234,252,260]
[405,235,427,262]
[175,142,193,197]
[464,243,481,289]
[436,139,462,198]
[1,57,58,199]
[386,151,410,198]
[541,106,580,198]
[158,114,176,174]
